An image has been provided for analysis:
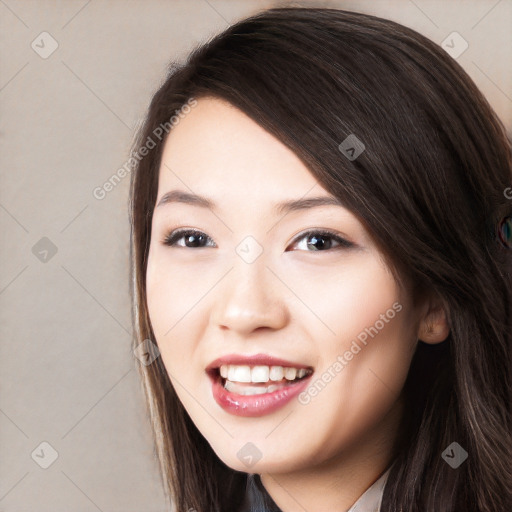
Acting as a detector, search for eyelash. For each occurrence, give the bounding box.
[161,228,354,251]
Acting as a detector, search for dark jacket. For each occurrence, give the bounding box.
[238,468,391,512]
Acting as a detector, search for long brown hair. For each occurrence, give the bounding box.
[129,7,512,512]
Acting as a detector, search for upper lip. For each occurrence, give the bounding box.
[206,353,313,372]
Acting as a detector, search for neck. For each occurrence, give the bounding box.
[259,397,403,512]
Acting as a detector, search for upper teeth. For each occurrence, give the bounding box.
[220,365,309,383]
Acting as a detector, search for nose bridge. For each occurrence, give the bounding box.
[211,244,288,334]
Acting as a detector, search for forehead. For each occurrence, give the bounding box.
[157,97,321,200]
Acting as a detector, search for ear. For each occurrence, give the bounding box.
[417,295,450,344]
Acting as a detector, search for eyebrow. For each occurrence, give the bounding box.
[155,190,345,215]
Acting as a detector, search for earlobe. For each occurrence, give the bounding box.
[417,300,451,344]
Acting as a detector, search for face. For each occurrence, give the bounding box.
[146,97,425,475]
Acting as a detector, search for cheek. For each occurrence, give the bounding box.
[288,251,404,347]
[324,256,414,396]
[289,255,415,458]
[146,251,224,436]
[145,250,200,369]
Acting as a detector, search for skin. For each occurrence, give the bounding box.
[145,97,450,512]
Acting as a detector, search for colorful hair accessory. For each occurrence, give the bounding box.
[498,215,512,248]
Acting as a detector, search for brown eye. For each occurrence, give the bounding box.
[289,230,353,252]
[163,229,216,248]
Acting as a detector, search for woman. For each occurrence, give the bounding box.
[129,7,512,512]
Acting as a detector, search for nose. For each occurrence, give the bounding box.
[210,255,290,336]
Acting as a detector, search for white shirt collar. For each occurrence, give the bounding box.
[346,467,391,512]
[243,465,392,512]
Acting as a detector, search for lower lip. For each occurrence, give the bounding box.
[210,372,312,417]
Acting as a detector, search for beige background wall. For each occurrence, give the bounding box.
[1,1,510,510]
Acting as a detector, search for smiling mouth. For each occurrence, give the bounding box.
[209,364,314,396]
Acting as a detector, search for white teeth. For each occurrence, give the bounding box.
[284,367,297,380]
[224,380,269,395]
[251,365,270,382]
[223,380,284,396]
[269,366,284,381]
[219,364,310,384]
[228,365,251,382]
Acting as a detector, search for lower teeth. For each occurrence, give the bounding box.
[223,379,296,396]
